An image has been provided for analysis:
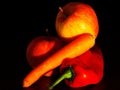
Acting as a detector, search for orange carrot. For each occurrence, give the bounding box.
[23,34,95,87]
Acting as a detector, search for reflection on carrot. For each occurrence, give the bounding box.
[23,34,95,88]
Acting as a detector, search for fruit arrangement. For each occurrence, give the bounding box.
[23,2,104,89]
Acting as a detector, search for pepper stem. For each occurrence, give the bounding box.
[48,66,73,90]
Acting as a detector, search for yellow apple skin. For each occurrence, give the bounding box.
[55,2,99,41]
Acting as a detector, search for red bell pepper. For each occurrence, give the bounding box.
[48,46,104,89]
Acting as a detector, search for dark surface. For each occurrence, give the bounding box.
[1,0,119,90]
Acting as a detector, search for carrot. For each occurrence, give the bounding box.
[23,33,95,87]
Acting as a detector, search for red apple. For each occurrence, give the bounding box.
[55,2,99,41]
[26,36,65,76]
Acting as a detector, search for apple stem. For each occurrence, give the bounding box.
[59,7,69,17]
[46,28,50,36]
[59,7,63,13]
[48,66,74,90]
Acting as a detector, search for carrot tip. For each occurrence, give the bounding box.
[23,80,30,88]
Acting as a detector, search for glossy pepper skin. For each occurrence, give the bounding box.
[48,45,104,89]
[60,45,104,88]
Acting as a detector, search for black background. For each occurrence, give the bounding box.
[1,0,119,90]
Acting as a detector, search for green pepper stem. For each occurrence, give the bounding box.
[48,66,73,90]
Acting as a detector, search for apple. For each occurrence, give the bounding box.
[26,36,65,76]
[55,2,99,41]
